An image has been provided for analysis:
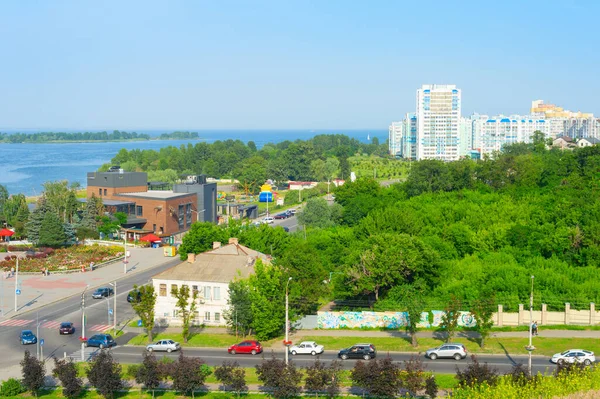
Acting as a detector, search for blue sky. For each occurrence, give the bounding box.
[0,0,598,130]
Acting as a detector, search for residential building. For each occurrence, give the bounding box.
[578,137,600,148]
[85,170,217,239]
[388,121,403,157]
[552,136,576,150]
[388,114,417,159]
[416,84,461,161]
[152,238,270,326]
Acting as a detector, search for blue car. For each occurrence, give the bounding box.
[85,334,116,349]
[20,330,37,345]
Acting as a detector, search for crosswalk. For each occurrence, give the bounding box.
[0,318,112,332]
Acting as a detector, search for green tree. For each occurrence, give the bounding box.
[179,222,228,259]
[350,356,402,398]
[324,157,340,181]
[42,180,79,223]
[86,350,124,399]
[20,351,45,397]
[132,285,157,343]
[80,194,103,230]
[38,212,67,247]
[25,197,51,243]
[248,260,285,340]
[0,184,9,222]
[172,284,199,343]
[256,356,303,399]
[393,284,426,347]
[471,296,496,348]
[135,352,163,396]
[236,156,268,194]
[304,359,342,398]
[223,279,253,337]
[171,353,211,397]
[52,357,82,399]
[297,197,342,229]
[214,361,248,397]
[310,159,327,181]
[440,296,462,342]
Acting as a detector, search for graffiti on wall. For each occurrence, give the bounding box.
[317,310,477,329]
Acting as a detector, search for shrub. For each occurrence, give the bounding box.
[402,355,426,394]
[424,375,438,399]
[126,364,140,379]
[52,357,82,399]
[256,356,303,399]
[350,357,403,398]
[455,355,499,388]
[214,360,247,397]
[0,378,26,397]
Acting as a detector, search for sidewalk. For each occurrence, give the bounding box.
[0,247,175,319]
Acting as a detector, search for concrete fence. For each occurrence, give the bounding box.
[316,303,599,329]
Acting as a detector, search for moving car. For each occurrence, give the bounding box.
[146,339,180,353]
[289,341,324,356]
[85,334,116,349]
[92,287,114,299]
[551,349,595,365]
[20,330,37,345]
[289,209,297,215]
[228,340,263,355]
[59,322,75,335]
[274,213,288,220]
[127,290,141,303]
[338,343,376,360]
[425,343,467,360]
[262,216,275,224]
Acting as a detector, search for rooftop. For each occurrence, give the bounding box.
[117,190,194,199]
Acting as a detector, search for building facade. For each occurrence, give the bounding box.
[416,84,461,161]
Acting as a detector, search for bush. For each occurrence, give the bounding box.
[455,355,499,388]
[0,378,26,397]
[424,375,438,399]
[126,364,140,379]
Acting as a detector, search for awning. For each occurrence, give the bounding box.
[0,228,14,237]
[140,233,161,242]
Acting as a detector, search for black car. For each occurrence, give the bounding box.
[338,343,377,360]
[92,287,114,299]
[127,290,141,303]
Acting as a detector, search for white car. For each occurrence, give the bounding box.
[262,216,274,224]
[551,349,595,365]
[146,339,181,353]
[289,341,324,356]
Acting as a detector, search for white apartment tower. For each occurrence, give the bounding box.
[416,84,461,161]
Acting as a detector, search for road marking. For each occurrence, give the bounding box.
[88,324,112,332]
[0,319,33,327]
[41,320,62,329]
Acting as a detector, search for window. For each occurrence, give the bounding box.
[204,286,211,300]
[215,312,220,323]
[104,189,107,196]
[159,284,166,296]
[192,285,199,296]
[186,203,192,226]
[178,204,185,230]
[153,224,157,232]
[204,312,210,321]
[182,285,189,297]
[136,205,143,216]
[213,286,221,300]
[171,284,178,297]
[99,188,102,195]
[173,310,179,317]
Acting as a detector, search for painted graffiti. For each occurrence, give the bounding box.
[317,310,477,329]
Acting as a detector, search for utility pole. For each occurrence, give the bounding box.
[285,277,292,365]
[112,281,117,332]
[527,275,535,375]
[123,236,127,274]
[81,285,89,362]
[14,257,19,313]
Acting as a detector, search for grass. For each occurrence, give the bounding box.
[127,332,261,348]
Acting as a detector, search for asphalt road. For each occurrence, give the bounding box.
[105,346,558,375]
[0,258,181,369]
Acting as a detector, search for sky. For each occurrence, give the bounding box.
[0,0,598,130]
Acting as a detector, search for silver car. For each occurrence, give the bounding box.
[425,343,467,360]
[146,339,180,353]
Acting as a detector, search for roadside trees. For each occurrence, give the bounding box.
[256,356,303,399]
[471,295,496,348]
[131,284,157,342]
[20,350,45,397]
[350,357,402,398]
[214,360,248,397]
[440,296,462,343]
[304,359,342,398]
[223,279,253,337]
[171,353,211,398]
[52,357,82,399]
[86,350,124,399]
[135,352,163,397]
[172,284,199,343]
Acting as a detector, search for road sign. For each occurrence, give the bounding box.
[108,309,113,315]
[15,289,21,295]
[40,339,44,346]
[137,320,143,327]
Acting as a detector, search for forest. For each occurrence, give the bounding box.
[0,130,151,143]
[179,138,600,333]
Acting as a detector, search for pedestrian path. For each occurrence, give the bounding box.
[68,347,99,362]
[0,318,111,332]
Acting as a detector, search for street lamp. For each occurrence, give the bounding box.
[109,281,117,332]
[81,285,89,362]
[285,277,292,365]
[526,275,535,375]
[191,209,206,222]
[14,256,19,313]
[36,313,47,361]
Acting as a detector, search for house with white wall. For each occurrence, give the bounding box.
[578,137,600,148]
[152,238,269,326]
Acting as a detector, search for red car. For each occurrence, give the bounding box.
[228,340,262,355]
[59,322,75,335]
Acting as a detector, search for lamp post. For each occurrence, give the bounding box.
[36,314,46,361]
[285,277,292,365]
[109,281,117,332]
[527,275,535,375]
[192,209,206,222]
[123,236,128,274]
[14,256,19,313]
[81,285,89,362]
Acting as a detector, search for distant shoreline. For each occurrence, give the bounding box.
[0,138,203,144]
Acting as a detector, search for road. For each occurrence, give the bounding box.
[0,258,180,370]
[105,346,557,375]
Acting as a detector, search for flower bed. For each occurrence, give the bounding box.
[0,245,123,272]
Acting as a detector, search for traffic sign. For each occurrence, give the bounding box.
[137,320,143,327]
[15,289,21,295]
[108,309,113,315]
[40,339,44,346]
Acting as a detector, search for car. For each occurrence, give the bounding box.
[92,287,114,299]
[228,340,263,355]
[282,226,290,233]
[289,209,297,215]
[425,343,467,360]
[127,290,141,303]
[551,349,596,365]
[85,334,116,349]
[59,322,75,335]
[146,339,180,353]
[284,210,293,216]
[338,343,376,360]
[262,217,274,224]
[20,330,37,345]
[274,213,288,220]
[289,341,324,356]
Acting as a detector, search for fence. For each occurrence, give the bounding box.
[316,302,599,329]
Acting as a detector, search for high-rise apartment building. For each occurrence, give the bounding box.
[416,84,461,161]
[388,113,417,159]
[388,121,403,157]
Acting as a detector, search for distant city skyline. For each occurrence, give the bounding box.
[1,1,599,129]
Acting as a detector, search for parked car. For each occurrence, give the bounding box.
[92,287,114,299]
[425,343,467,360]
[338,343,376,360]
[59,322,75,335]
[20,330,37,345]
[146,339,180,353]
[289,341,324,356]
[282,226,290,233]
[551,349,595,365]
[284,210,293,217]
[127,290,141,303]
[289,209,297,215]
[262,217,275,224]
[274,213,288,220]
[85,334,116,349]
[228,340,263,355]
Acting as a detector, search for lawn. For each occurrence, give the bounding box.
[128,332,254,348]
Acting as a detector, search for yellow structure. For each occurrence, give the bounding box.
[163,246,177,257]
[531,100,594,119]
[260,183,272,193]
